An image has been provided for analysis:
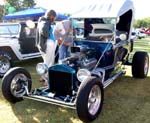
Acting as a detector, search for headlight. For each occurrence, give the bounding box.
[77,69,91,82]
[36,63,48,75]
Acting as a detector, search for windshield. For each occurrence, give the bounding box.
[0,24,19,35]
[72,18,116,42]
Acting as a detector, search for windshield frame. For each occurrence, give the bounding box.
[72,17,117,43]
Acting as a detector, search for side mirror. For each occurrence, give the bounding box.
[119,34,127,41]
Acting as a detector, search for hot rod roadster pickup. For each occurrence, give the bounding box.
[1,0,149,122]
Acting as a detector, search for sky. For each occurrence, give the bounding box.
[35,0,150,19]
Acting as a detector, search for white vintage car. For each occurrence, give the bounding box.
[0,21,40,76]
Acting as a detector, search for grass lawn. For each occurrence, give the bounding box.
[0,37,150,123]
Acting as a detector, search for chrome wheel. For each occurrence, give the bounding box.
[10,73,28,97]
[144,56,149,75]
[76,77,103,122]
[2,67,32,103]
[88,85,101,116]
[0,57,10,74]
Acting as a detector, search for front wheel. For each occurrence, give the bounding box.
[76,76,104,122]
[132,51,149,78]
[2,67,32,103]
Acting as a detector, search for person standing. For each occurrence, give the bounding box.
[36,9,57,67]
[36,9,57,83]
[53,19,73,64]
[45,26,57,67]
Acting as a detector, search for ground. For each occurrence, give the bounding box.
[0,38,150,123]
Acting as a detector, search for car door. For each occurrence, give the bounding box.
[18,23,39,54]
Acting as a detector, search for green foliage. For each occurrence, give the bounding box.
[134,18,150,28]
[8,6,16,14]
[6,0,21,11]
[6,0,35,11]
[0,0,36,21]
[0,6,4,21]
[22,0,35,9]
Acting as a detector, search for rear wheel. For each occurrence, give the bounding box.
[2,67,32,103]
[76,76,104,122]
[132,51,149,78]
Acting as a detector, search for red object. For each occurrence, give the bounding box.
[144,27,150,35]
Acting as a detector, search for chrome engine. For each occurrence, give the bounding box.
[62,46,97,70]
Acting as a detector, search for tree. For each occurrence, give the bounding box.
[0,6,4,22]
[134,18,150,28]
[22,0,35,9]
[6,0,35,11]
[0,0,36,21]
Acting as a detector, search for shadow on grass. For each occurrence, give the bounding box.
[7,75,150,123]
[3,58,80,123]
[14,57,43,67]
[10,100,79,123]
[1,54,150,123]
[0,58,82,123]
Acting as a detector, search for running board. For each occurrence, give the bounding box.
[103,71,125,88]
[23,95,76,109]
